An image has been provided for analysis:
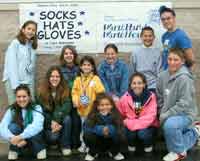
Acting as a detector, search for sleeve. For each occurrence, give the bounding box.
[116,98,127,119]
[98,64,110,93]
[26,48,36,73]
[119,63,129,97]
[156,51,163,75]
[160,76,193,123]
[156,75,164,114]
[0,108,14,141]
[71,78,80,107]
[129,50,137,75]
[52,98,72,124]
[20,105,44,139]
[107,124,117,138]
[5,40,20,89]
[83,120,104,136]
[94,76,105,94]
[124,94,158,131]
[177,30,192,49]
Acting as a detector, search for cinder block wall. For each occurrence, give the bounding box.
[0,1,200,114]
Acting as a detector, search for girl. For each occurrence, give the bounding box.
[98,43,129,101]
[117,72,159,153]
[36,66,72,156]
[0,84,46,160]
[156,48,200,161]
[72,56,105,152]
[59,45,81,151]
[3,20,38,104]
[83,93,125,161]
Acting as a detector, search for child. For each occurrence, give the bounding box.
[117,72,159,153]
[129,26,162,92]
[72,56,105,152]
[0,84,46,160]
[59,45,81,150]
[83,93,125,161]
[98,43,129,101]
[2,20,38,104]
[156,48,200,161]
[36,66,72,156]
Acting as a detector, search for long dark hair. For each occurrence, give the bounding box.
[78,56,98,76]
[11,84,33,128]
[128,72,147,90]
[17,20,38,49]
[60,45,79,66]
[87,93,123,134]
[37,66,69,111]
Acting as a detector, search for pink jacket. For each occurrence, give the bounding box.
[117,92,159,131]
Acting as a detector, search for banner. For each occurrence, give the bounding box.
[19,2,171,53]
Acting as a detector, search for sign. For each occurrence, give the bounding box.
[19,2,171,53]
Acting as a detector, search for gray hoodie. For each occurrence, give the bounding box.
[156,65,198,124]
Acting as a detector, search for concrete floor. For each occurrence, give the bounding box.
[0,142,199,161]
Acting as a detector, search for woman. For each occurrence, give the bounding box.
[37,66,72,156]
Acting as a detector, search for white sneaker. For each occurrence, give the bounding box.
[85,153,95,161]
[37,149,47,160]
[8,151,18,160]
[113,153,125,160]
[62,148,72,156]
[163,151,186,161]
[194,121,200,145]
[128,146,136,152]
[78,143,87,153]
[144,146,153,153]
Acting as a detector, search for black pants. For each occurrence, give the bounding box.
[71,107,81,149]
[83,132,121,156]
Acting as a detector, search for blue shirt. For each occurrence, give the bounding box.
[98,59,129,97]
[2,39,36,89]
[162,28,192,70]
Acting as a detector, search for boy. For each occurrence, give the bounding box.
[129,26,162,92]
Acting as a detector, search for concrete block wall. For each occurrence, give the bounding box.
[0,1,200,113]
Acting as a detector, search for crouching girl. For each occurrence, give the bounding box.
[83,93,125,161]
[0,84,46,160]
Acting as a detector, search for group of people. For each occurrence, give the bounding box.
[0,5,200,161]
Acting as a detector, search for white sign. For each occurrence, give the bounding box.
[19,2,171,53]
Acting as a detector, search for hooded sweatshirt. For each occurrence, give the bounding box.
[156,65,198,124]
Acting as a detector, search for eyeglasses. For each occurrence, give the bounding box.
[161,16,173,21]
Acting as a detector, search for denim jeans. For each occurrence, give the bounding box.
[71,108,81,149]
[8,123,45,155]
[162,115,198,153]
[45,115,72,148]
[125,127,156,147]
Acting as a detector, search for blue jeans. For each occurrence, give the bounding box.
[45,115,72,148]
[125,127,156,147]
[8,123,45,155]
[162,115,198,153]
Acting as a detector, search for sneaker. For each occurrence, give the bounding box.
[113,153,125,160]
[85,153,98,161]
[144,146,153,153]
[8,151,18,160]
[78,143,87,153]
[37,149,47,160]
[163,152,186,161]
[62,148,72,156]
[194,122,200,146]
[128,146,136,152]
